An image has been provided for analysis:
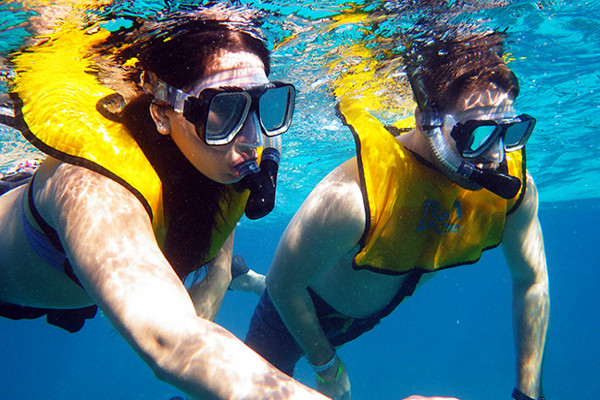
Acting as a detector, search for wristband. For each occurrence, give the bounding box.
[512,387,545,400]
[315,358,343,384]
[310,351,337,374]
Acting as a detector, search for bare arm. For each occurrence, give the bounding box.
[40,163,327,400]
[502,172,549,400]
[188,231,235,321]
[267,159,364,397]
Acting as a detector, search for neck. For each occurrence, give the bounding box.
[396,128,436,164]
[397,126,483,191]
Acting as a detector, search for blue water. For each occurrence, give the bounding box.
[1,1,599,399]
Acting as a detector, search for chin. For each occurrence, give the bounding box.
[219,174,242,185]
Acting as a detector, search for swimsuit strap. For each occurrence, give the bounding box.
[27,175,63,251]
[307,270,425,347]
[26,175,84,288]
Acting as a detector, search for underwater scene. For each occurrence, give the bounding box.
[1,1,599,399]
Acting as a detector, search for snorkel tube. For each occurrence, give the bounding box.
[240,134,281,219]
[406,66,521,200]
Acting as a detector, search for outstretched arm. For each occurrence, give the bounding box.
[41,163,327,400]
[502,173,549,400]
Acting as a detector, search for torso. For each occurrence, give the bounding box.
[305,155,432,319]
[306,128,520,319]
[309,249,425,319]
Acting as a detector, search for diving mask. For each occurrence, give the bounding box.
[407,66,524,199]
[448,114,536,158]
[143,71,296,145]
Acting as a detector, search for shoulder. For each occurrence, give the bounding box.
[502,171,547,282]
[303,158,364,223]
[34,158,149,231]
[507,170,539,226]
[33,159,164,282]
[286,157,365,247]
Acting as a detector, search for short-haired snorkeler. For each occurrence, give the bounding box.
[234,32,549,400]
[0,5,330,400]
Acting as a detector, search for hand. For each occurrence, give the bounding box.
[315,356,351,400]
[229,254,266,296]
[401,396,461,400]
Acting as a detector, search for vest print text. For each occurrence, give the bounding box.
[416,200,462,235]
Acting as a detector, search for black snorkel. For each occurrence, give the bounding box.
[406,66,521,200]
[239,134,281,219]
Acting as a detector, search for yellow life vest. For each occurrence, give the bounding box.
[338,101,526,275]
[10,24,248,266]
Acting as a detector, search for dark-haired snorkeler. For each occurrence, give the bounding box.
[0,3,329,399]
[235,31,549,400]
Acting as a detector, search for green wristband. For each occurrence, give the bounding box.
[316,359,343,384]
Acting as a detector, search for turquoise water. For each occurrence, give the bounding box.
[1,1,599,399]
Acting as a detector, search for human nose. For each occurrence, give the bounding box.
[481,135,505,163]
[234,111,262,152]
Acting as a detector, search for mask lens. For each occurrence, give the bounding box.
[467,125,499,155]
[504,124,527,149]
[504,117,535,151]
[205,92,250,144]
[259,85,294,136]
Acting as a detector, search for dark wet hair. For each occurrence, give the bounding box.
[93,7,270,96]
[118,19,270,279]
[138,28,270,89]
[417,31,519,112]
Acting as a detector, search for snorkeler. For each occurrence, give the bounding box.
[236,31,549,400]
[0,4,329,400]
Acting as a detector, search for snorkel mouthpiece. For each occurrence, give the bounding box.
[234,159,261,178]
[241,147,280,219]
[470,167,521,199]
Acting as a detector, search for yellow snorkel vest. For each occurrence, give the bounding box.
[338,101,526,275]
[10,24,248,267]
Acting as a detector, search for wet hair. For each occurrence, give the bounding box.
[417,31,519,112]
[92,6,270,97]
[138,28,270,89]
[118,18,270,279]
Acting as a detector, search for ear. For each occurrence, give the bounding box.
[149,103,172,135]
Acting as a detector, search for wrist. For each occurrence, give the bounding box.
[314,355,343,384]
[512,387,545,400]
[310,351,337,374]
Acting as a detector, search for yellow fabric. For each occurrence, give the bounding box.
[329,42,415,120]
[12,25,166,237]
[207,191,248,261]
[11,24,248,265]
[338,101,525,275]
